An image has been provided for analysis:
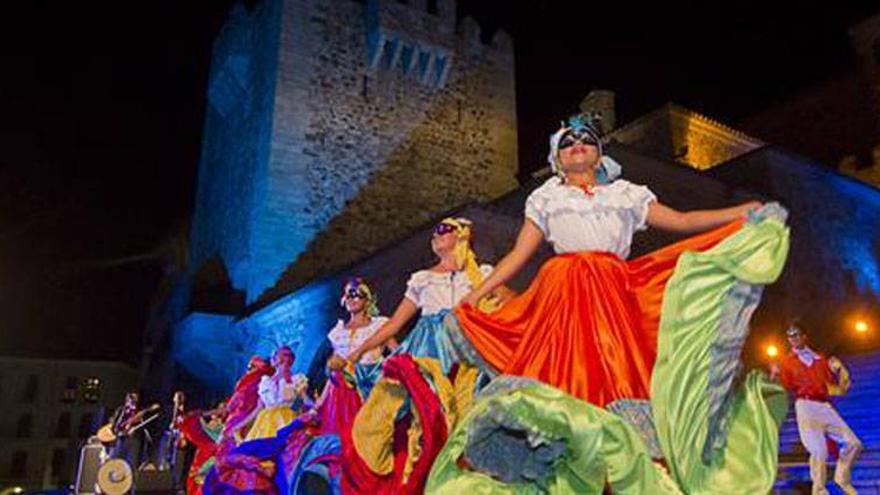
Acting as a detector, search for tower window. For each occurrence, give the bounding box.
[16,414,33,438]
[22,374,38,402]
[433,55,448,87]
[381,38,399,69]
[55,411,71,438]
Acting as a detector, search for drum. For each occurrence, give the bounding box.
[96,458,133,495]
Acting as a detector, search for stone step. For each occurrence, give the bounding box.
[776,461,880,493]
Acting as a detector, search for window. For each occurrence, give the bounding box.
[381,38,399,69]
[78,412,95,438]
[62,376,78,403]
[417,50,431,81]
[16,414,33,438]
[10,451,28,478]
[399,44,414,74]
[22,374,38,402]
[51,448,66,480]
[55,412,71,438]
[433,55,448,87]
[82,377,101,403]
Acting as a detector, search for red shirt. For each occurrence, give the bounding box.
[779,351,833,402]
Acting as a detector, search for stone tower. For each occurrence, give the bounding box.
[189,0,518,305]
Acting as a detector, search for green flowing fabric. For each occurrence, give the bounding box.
[651,208,791,494]
[428,206,791,494]
[425,378,683,495]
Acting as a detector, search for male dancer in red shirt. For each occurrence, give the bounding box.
[771,325,862,495]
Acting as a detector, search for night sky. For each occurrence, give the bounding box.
[1,1,876,364]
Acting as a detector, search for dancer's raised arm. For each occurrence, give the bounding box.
[461,219,543,307]
[647,201,761,234]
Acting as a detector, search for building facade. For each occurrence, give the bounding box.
[0,358,136,491]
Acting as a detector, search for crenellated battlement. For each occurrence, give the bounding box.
[366,0,513,87]
[189,0,518,309]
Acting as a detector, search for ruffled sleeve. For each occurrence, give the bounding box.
[326,320,346,352]
[620,181,657,231]
[524,190,550,236]
[257,376,274,404]
[403,271,428,309]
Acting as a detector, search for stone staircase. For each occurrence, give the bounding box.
[775,351,880,494]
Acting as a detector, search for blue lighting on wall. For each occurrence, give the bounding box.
[173,276,341,393]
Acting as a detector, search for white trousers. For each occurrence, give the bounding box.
[795,399,863,495]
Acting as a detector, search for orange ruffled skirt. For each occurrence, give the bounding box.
[454,220,743,408]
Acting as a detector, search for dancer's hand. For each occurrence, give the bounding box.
[460,291,481,308]
[327,354,346,371]
[739,200,763,217]
[768,362,780,381]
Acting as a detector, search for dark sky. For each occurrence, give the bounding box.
[0,1,876,364]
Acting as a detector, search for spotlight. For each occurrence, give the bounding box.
[854,320,869,334]
[766,344,779,358]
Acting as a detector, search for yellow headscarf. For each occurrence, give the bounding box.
[437,217,500,313]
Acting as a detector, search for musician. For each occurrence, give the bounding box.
[108,392,143,468]
[156,391,187,490]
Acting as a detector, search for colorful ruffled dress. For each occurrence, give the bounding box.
[245,373,309,441]
[439,178,791,493]
[179,411,223,495]
[345,267,493,493]
[355,265,493,398]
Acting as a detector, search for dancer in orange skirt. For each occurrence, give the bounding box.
[453,113,760,409]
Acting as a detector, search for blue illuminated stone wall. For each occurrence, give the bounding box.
[702,149,880,362]
[189,0,517,307]
[180,0,518,393]
[174,142,880,394]
[189,0,283,297]
[709,148,880,319]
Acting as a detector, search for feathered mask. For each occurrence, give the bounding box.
[547,112,621,183]
[340,277,379,317]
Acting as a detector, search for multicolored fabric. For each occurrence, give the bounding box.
[606,399,663,459]
[428,205,790,493]
[222,357,274,443]
[204,416,319,495]
[356,311,478,400]
[286,434,342,495]
[650,203,791,494]
[245,406,298,441]
[343,354,450,495]
[179,411,223,495]
[426,376,683,494]
[315,370,362,437]
[453,219,745,408]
